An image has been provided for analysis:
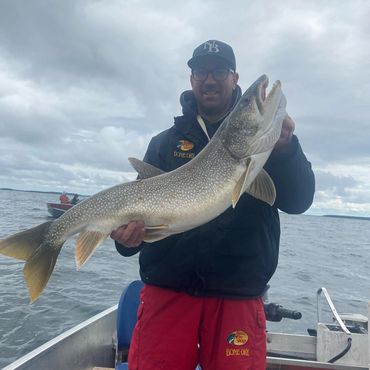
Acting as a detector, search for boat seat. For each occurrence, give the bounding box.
[115,280,144,369]
[116,364,128,370]
[115,280,201,370]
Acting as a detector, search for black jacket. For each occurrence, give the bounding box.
[116,86,315,298]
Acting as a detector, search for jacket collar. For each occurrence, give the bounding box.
[174,85,242,144]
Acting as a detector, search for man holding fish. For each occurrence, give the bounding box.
[111,40,315,370]
[0,39,315,369]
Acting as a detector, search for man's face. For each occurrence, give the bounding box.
[190,56,239,116]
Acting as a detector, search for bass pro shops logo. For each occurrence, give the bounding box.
[176,140,194,151]
[227,330,249,346]
[225,330,250,358]
[173,140,195,159]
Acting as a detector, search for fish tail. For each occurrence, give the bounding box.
[0,221,63,302]
[0,221,53,260]
[24,243,62,302]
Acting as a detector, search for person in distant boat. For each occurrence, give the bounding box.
[59,192,70,204]
[111,40,315,370]
[71,194,80,205]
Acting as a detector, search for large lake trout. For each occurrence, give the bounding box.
[0,75,286,302]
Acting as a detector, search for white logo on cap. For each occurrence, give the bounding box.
[203,40,220,53]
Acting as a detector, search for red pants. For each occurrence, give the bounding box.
[128,284,266,370]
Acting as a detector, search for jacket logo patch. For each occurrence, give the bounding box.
[176,140,194,151]
[227,330,249,346]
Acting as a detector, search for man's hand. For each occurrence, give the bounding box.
[274,113,295,152]
[110,220,145,248]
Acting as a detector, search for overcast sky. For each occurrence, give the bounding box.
[0,0,369,216]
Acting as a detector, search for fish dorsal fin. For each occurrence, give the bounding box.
[246,169,276,206]
[128,157,165,179]
[75,230,108,269]
[144,225,170,243]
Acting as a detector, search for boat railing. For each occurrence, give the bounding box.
[317,287,351,334]
[316,287,368,367]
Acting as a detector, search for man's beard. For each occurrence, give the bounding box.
[198,101,231,118]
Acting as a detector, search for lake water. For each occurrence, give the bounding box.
[0,189,369,368]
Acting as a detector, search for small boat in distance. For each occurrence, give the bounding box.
[46,202,73,218]
[47,193,80,218]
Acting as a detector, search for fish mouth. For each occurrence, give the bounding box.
[256,75,281,114]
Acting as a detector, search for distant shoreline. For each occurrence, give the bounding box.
[0,188,89,197]
[322,214,370,221]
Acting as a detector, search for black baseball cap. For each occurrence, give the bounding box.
[187,40,236,71]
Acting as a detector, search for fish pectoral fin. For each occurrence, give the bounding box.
[246,169,276,206]
[128,157,165,179]
[143,225,170,243]
[75,230,108,269]
[232,161,253,208]
[232,174,245,208]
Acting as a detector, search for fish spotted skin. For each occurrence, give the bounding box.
[0,74,286,302]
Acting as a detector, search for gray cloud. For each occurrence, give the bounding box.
[315,170,357,195]
[296,116,370,163]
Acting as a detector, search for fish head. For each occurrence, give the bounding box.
[219,74,286,159]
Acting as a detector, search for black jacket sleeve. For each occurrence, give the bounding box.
[265,135,315,214]
[115,241,142,257]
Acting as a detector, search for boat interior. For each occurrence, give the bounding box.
[3,281,369,370]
